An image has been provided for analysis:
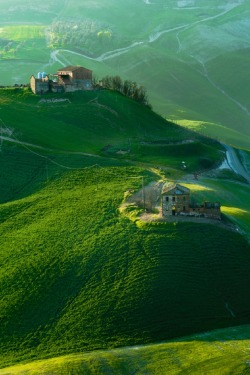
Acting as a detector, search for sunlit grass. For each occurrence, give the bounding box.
[0,161,249,368]
[175,119,250,150]
[182,182,213,192]
[2,325,250,375]
[1,25,46,41]
[180,177,250,240]
[222,206,248,217]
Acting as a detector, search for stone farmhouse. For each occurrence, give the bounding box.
[30,73,50,95]
[30,66,93,95]
[161,182,221,220]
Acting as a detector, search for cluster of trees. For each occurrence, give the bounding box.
[99,75,151,108]
[48,19,112,52]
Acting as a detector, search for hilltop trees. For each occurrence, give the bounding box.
[100,75,151,108]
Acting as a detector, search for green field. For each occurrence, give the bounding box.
[0,88,250,371]
[0,0,249,149]
[2,324,250,374]
[1,26,45,41]
[0,158,250,369]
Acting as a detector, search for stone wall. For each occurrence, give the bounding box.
[162,193,190,216]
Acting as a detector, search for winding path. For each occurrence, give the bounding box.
[223,144,250,183]
[45,42,144,68]
[1,133,249,183]
[44,2,243,67]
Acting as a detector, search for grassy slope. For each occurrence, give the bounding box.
[0,1,249,148]
[2,324,250,374]
[0,88,223,169]
[0,88,188,151]
[0,89,249,370]
[0,163,250,369]
[182,177,250,241]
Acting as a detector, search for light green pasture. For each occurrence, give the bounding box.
[182,177,250,240]
[1,324,250,374]
[1,25,45,41]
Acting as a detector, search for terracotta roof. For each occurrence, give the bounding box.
[57,66,92,73]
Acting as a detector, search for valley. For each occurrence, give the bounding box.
[0,0,249,148]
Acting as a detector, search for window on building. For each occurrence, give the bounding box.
[172,196,176,202]
[166,197,169,202]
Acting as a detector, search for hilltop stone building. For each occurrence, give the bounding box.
[30,74,50,95]
[161,182,221,220]
[56,66,93,91]
[30,66,93,94]
[162,183,190,216]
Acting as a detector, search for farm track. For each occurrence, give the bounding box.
[1,135,249,183]
[0,135,106,171]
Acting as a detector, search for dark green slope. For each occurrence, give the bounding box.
[0,88,223,206]
[0,88,187,152]
[2,324,250,375]
[0,166,250,367]
[0,88,222,159]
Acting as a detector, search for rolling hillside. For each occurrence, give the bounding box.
[0,2,249,372]
[1,324,250,374]
[0,0,249,149]
[0,88,250,372]
[1,159,250,369]
[0,88,223,172]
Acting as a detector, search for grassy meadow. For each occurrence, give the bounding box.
[0,0,249,148]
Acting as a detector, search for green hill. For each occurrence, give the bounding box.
[0,87,223,205]
[0,88,250,370]
[1,324,250,374]
[1,158,250,368]
[0,88,222,171]
[0,0,249,149]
